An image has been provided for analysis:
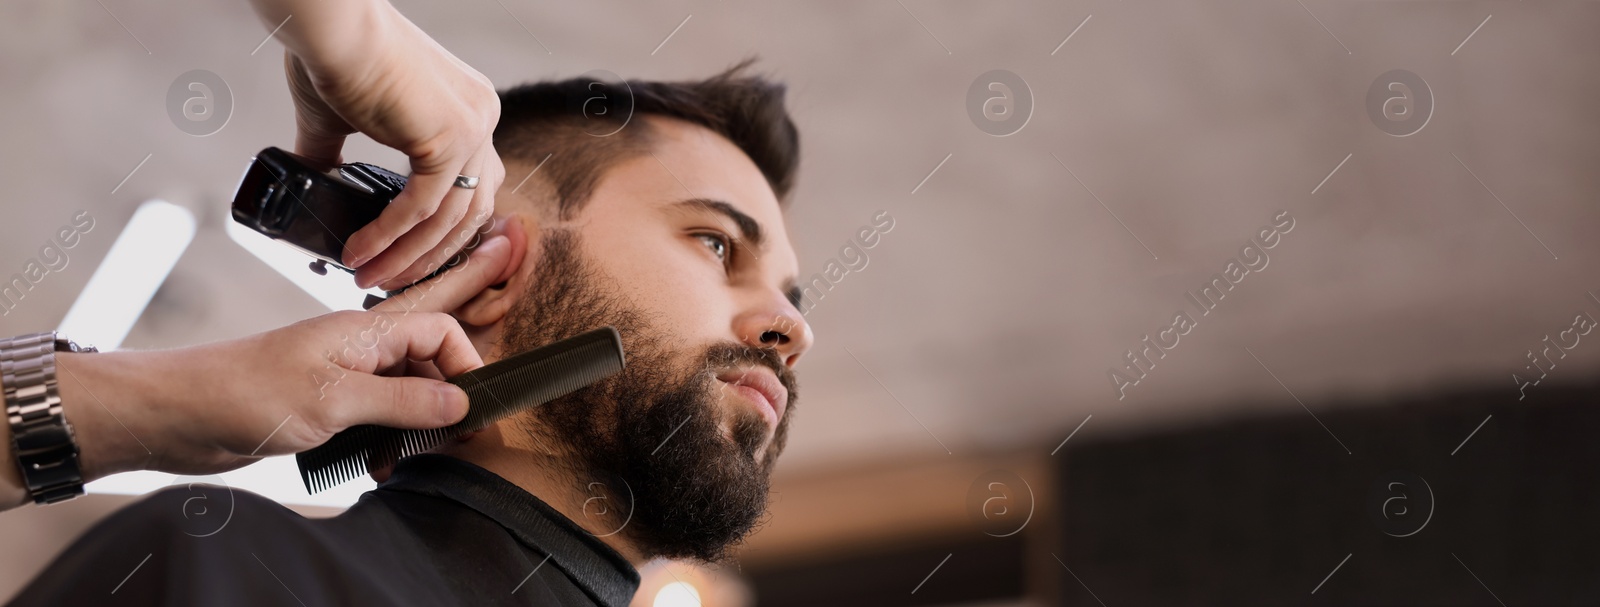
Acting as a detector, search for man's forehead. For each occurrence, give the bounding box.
[636,116,776,204]
[613,116,800,270]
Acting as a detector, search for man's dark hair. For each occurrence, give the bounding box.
[495,57,800,219]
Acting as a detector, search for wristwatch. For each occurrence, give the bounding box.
[2,332,96,504]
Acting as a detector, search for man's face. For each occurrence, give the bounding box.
[494,116,812,561]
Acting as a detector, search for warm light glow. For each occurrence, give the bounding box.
[653,581,702,607]
[85,453,376,508]
[71,210,387,507]
[58,200,195,350]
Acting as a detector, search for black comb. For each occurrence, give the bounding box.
[295,326,625,494]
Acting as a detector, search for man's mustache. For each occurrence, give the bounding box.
[701,341,797,411]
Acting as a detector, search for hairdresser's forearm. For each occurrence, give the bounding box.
[246,0,396,73]
[0,351,193,511]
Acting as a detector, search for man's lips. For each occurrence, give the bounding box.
[716,368,787,425]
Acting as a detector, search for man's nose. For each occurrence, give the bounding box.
[734,296,812,367]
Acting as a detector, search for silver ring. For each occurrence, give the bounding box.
[453,175,480,189]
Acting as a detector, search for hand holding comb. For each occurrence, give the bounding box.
[296,326,625,493]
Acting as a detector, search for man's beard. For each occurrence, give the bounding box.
[497,228,797,563]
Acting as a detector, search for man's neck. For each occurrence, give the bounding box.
[437,421,649,565]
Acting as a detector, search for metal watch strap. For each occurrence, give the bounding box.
[3,332,95,504]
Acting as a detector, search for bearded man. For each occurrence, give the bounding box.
[9,59,812,607]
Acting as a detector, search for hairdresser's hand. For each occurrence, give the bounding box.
[136,309,487,476]
[0,233,518,509]
[357,221,527,482]
[249,0,504,291]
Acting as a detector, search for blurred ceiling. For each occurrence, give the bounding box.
[2,0,1598,477]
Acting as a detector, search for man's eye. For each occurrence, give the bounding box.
[695,233,729,262]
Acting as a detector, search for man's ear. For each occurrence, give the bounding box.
[454,213,531,327]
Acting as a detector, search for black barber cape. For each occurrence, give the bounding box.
[8,454,640,606]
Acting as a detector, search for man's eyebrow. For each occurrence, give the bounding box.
[671,198,802,308]
[671,198,764,250]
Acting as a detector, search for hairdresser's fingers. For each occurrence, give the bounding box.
[318,313,481,430]
[386,142,503,291]
[363,311,484,379]
[330,374,468,431]
[285,53,353,168]
[372,154,492,291]
[371,233,513,315]
[403,358,447,381]
[345,87,494,280]
[347,161,452,284]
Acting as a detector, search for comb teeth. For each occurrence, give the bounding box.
[296,326,625,494]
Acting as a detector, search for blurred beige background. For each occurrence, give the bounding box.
[1,0,1598,604]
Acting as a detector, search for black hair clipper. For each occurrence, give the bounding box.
[230,147,462,306]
